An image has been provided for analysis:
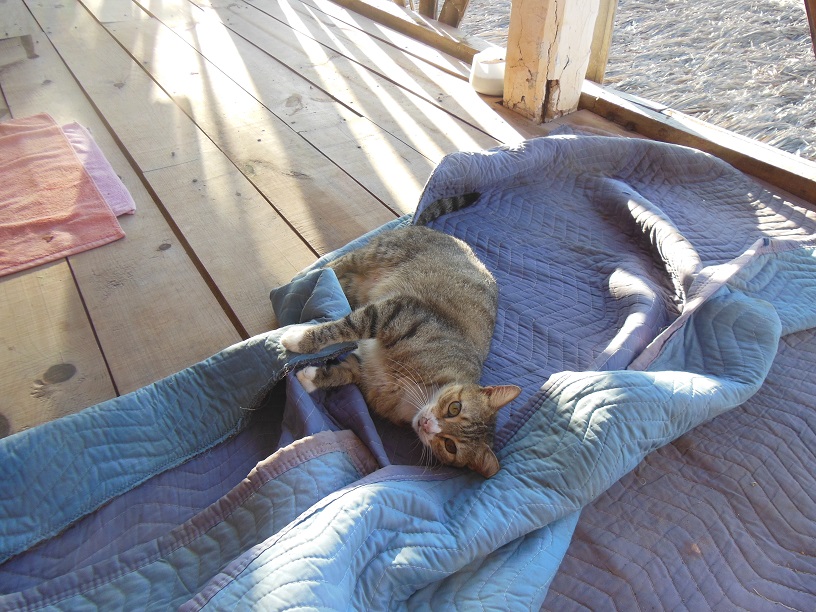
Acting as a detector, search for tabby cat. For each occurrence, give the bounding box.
[280,222,520,478]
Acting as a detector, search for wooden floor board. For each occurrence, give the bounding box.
[0,29,244,399]
[86,6,397,253]
[126,0,431,214]
[296,0,473,80]
[0,265,115,435]
[143,150,321,335]
[188,0,500,160]
[26,0,354,333]
[246,0,525,143]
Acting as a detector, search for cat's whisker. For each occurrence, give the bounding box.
[384,358,434,409]
[414,440,430,475]
[386,357,433,402]
[397,381,426,410]
[386,356,424,385]
[382,371,422,408]
[383,364,427,409]
[421,444,436,475]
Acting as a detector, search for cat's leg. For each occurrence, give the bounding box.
[296,353,361,392]
[280,298,415,354]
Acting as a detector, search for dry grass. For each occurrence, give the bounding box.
[460,0,816,161]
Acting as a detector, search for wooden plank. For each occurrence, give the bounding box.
[586,0,617,83]
[505,0,600,122]
[121,0,434,215]
[301,0,468,81]
[580,81,816,207]
[300,0,472,79]
[90,12,397,249]
[31,7,220,172]
[0,0,34,38]
[327,0,491,63]
[297,114,435,210]
[437,0,468,27]
[417,0,436,19]
[244,0,521,145]
[191,0,512,149]
[142,150,321,334]
[26,1,329,337]
[0,263,116,436]
[0,29,244,394]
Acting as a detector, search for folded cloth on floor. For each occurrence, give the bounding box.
[61,121,136,217]
[0,113,125,278]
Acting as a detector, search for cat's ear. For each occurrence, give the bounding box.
[471,444,500,478]
[481,385,521,411]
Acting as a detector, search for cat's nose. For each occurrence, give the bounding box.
[419,416,431,433]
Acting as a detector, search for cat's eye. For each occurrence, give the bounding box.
[447,401,461,417]
[444,438,457,454]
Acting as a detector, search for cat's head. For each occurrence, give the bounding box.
[412,383,521,478]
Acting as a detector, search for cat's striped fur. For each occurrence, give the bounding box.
[413,192,480,226]
[281,221,520,478]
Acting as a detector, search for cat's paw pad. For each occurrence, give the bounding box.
[296,366,318,393]
[280,326,308,353]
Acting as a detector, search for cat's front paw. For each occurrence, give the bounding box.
[280,325,309,353]
[296,366,318,393]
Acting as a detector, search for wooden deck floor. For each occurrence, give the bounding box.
[0,0,812,437]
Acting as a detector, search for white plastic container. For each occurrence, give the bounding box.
[469,47,506,96]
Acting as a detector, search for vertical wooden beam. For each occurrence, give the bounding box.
[586,0,618,82]
[438,0,470,27]
[418,0,437,18]
[504,0,601,122]
[806,0,816,59]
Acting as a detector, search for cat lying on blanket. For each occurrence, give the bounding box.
[281,208,520,478]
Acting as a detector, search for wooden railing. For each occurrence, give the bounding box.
[399,0,620,121]
[362,0,815,204]
[406,0,816,120]
[415,0,471,27]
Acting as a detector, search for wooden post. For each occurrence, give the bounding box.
[586,0,618,82]
[806,0,816,59]
[504,0,601,122]
[438,0,470,26]
[418,0,437,18]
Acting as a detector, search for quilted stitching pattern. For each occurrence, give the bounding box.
[188,283,782,609]
[2,136,815,609]
[0,405,283,592]
[0,431,377,610]
[544,326,816,611]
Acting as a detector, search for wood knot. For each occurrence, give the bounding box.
[42,363,77,384]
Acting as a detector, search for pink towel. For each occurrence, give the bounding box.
[0,113,126,278]
[61,122,136,217]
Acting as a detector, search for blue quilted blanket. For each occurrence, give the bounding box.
[1,135,815,610]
